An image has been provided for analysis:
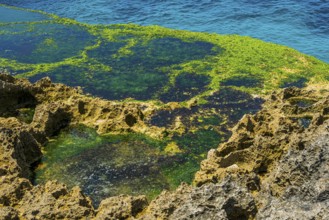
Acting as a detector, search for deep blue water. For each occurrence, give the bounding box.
[2,0,328,63]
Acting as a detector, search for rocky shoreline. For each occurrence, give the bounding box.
[1,73,329,219]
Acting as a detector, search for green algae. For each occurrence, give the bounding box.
[221,75,263,88]
[17,108,35,124]
[161,157,200,188]
[0,23,96,64]
[35,124,228,206]
[1,5,328,102]
[280,76,308,88]
[35,125,182,205]
[173,128,223,155]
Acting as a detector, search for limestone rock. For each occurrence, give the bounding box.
[2,72,329,219]
[257,120,329,219]
[0,74,36,117]
[17,181,94,219]
[96,195,148,220]
[0,206,19,220]
[141,181,256,220]
[0,176,32,206]
[0,118,42,179]
[31,102,71,137]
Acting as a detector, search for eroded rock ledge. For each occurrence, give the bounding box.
[1,73,329,219]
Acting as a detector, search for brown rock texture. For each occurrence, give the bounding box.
[0,73,151,219]
[1,71,329,219]
[137,86,329,219]
[95,195,148,220]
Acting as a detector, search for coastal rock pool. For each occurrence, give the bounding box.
[34,87,264,206]
[34,126,208,206]
[1,5,329,207]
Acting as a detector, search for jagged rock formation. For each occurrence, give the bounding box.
[1,72,329,219]
[0,73,150,219]
[148,86,329,219]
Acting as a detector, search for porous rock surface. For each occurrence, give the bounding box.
[0,73,150,219]
[1,72,329,219]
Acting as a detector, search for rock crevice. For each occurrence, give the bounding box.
[1,72,329,219]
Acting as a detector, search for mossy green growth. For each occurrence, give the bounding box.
[161,157,200,188]
[35,125,190,205]
[34,124,225,205]
[17,108,35,124]
[1,5,328,102]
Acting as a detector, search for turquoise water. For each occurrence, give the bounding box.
[2,0,328,63]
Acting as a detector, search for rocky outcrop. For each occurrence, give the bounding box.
[140,181,257,220]
[134,86,329,219]
[0,73,151,219]
[95,195,148,219]
[17,181,94,219]
[190,86,329,219]
[1,71,329,219]
[0,74,36,117]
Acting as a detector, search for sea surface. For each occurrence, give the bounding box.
[2,0,329,63]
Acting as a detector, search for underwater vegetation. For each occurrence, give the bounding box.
[1,4,328,103]
[34,125,210,206]
[2,5,329,205]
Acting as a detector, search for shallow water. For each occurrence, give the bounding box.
[34,126,207,206]
[3,0,328,63]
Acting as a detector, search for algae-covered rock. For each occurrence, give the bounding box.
[1,5,328,103]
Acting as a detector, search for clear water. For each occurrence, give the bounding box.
[2,0,328,63]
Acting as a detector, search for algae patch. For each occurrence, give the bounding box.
[1,5,328,102]
[34,125,193,205]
